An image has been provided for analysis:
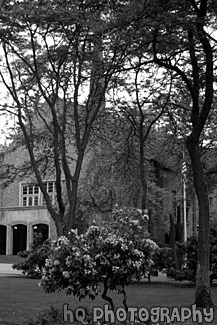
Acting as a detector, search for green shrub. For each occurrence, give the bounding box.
[9,307,70,325]
[152,246,174,273]
[168,236,217,284]
[12,234,52,278]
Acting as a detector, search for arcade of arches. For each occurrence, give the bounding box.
[0,223,49,255]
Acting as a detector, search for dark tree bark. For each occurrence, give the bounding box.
[186,0,214,307]
[152,0,214,307]
[186,138,213,306]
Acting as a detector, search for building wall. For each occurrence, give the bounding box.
[1,144,31,208]
[151,161,183,244]
[0,120,94,255]
[0,138,58,254]
[0,152,4,207]
[0,206,57,254]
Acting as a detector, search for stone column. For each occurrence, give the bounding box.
[6,225,12,255]
[27,224,32,250]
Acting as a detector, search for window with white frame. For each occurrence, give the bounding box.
[21,181,56,207]
[42,181,56,205]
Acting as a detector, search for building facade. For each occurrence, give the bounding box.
[0,149,57,255]
[1,137,217,254]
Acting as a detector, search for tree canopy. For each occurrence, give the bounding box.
[0,0,217,308]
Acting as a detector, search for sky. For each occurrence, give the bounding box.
[0,103,10,145]
[0,111,7,145]
[0,107,15,146]
[0,80,10,145]
[0,79,18,146]
[0,120,8,145]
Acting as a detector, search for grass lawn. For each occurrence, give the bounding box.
[0,276,217,325]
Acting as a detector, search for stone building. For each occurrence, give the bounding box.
[0,100,92,255]
[155,148,217,242]
[150,159,184,244]
[0,135,93,255]
[0,149,192,255]
[0,146,182,254]
[150,156,217,243]
[0,146,57,255]
[1,126,216,254]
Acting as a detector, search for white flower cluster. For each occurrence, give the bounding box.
[121,243,128,251]
[145,239,158,250]
[132,260,142,270]
[134,249,144,257]
[63,270,70,278]
[68,228,78,237]
[112,266,120,272]
[86,225,100,236]
[105,235,119,245]
[130,219,140,226]
[57,236,69,246]
[45,258,52,267]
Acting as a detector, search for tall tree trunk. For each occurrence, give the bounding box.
[140,137,147,210]
[186,137,213,307]
[67,180,78,232]
[152,0,214,308]
[55,216,64,237]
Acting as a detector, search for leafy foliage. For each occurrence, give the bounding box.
[161,236,217,284]
[152,246,175,274]
[13,234,52,278]
[40,207,158,310]
[10,306,69,325]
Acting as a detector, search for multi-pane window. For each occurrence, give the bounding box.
[21,181,56,207]
[22,184,39,207]
[42,182,56,205]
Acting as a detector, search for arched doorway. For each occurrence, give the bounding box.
[32,223,49,245]
[13,224,27,255]
[0,225,6,255]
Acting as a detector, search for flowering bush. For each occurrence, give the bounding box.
[109,206,156,279]
[111,206,149,241]
[40,207,158,310]
[40,233,100,300]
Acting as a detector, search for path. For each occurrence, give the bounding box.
[0,263,23,276]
